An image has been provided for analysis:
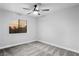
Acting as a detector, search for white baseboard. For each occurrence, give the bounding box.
[0,40,36,50]
[38,40,79,54]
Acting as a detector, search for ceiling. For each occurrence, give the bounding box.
[0,3,79,17]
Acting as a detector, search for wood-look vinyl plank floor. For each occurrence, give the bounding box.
[0,41,79,56]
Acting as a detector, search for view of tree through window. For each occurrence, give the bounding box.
[9,19,27,34]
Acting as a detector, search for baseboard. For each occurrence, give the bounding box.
[38,40,79,54]
[0,40,36,50]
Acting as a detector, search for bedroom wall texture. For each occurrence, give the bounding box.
[0,9,37,49]
[37,5,79,52]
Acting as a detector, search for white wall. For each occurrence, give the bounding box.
[0,9,37,49]
[37,5,79,52]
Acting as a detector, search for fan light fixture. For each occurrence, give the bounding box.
[33,11,38,15]
[23,3,50,15]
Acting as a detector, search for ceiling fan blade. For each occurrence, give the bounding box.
[27,11,33,14]
[23,8,31,10]
[27,12,32,14]
[42,9,50,11]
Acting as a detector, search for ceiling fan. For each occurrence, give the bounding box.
[23,4,50,15]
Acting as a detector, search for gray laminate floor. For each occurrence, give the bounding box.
[0,41,79,56]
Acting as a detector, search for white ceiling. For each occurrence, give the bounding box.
[0,3,79,17]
